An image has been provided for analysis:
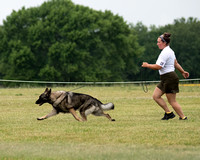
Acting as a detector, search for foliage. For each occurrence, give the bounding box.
[0,0,199,84]
[0,0,142,83]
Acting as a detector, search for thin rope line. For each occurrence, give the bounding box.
[141,68,148,93]
[68,85,86,92]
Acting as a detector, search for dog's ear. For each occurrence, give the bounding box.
[45,88,48,92]
[48,89,51,94]
[46,88,51,96]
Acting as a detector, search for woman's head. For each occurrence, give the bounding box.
[157,32,171,49]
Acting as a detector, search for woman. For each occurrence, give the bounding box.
[142,32,189,120]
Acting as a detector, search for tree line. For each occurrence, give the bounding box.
[0,0,199,86]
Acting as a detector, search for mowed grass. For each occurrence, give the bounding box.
[0,85,200,160]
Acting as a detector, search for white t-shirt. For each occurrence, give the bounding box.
[156,46,176,75]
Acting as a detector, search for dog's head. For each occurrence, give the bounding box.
[35,88,51,106]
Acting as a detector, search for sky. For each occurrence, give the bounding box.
[0,0,199,27]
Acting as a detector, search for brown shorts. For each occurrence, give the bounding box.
[157,72,179,93]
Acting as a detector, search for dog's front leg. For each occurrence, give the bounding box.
[69,108,83,122]
[37,108,58,120]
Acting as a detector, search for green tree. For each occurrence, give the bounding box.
[0,0,143,84]
[131,22,160,80]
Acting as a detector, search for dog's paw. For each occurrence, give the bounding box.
[37,117,45,120]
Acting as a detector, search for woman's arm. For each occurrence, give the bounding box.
[174,60,189,78]
[142,62,162,70]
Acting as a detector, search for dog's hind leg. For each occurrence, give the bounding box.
[103,113,115,121]
[69,108,83,122]
[80,112,87,121]
[92,109,115,121]
[37,108,58,120]
[81,105,97,121]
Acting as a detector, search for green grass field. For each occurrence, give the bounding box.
[0,85,200,160]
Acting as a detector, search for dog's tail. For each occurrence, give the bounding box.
[101,103,114,110]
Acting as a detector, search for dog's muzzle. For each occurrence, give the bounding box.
[35,100,44,106]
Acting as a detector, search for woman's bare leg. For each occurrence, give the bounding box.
[166,93,185,118]
[153,87,171,112]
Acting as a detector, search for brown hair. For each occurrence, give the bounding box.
[159,32,171,45]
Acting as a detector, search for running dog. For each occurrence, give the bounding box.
[35,88,115,122]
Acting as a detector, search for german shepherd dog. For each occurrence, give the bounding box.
[35,88,115,122]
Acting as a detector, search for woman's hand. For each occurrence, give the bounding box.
[142,62,149,68]
[182,71,189,79]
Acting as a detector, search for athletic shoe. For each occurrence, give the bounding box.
[179,117,188,120]
[161,112,176,120]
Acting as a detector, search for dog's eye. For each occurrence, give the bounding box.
[42,94,50,100]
